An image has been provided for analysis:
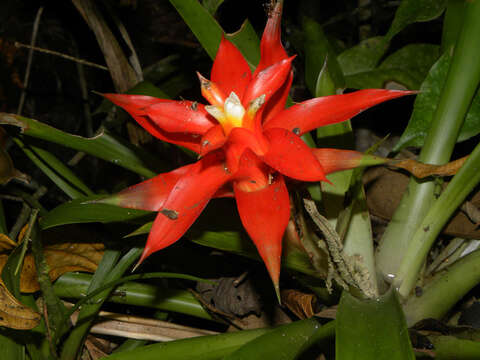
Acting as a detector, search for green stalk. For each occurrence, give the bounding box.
[376,0,480,281]
[403,248,480,326]
[53,272,211,320]
[393,140,480,298]
[60,248,141,360]
[441,0,466,53]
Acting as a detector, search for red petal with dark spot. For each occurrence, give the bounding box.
[138,152,231,264]
[254,1,288,76]
[104,94,215,134]
[103,94,210,153]
[234,173,290,291]
[211,36,252,100]
[262,128,327,182]
[199,124,226,156]
[264,89,414,134]
[96,165,193,211]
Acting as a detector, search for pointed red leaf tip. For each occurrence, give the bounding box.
[136,151,232,265]
[312,148,387,174]
[254,0,288,76]
[103,94,215,134]
[234,173,290,293]
[261,128,327,182]
[197,72,226,107]
[96,165,193,211]
[264,89,415,135]
[242,56,295,108]
[211,35,252,100]
[103,93,207,153]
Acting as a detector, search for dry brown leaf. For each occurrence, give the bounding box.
[364,167,480,239]
[0,279,40,329]
[0,242,104,293]
[389,156,468,178]
[281,289,318,319]
[0,234,16,252]
[71,0,139,92]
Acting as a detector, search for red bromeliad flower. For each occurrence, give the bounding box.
[102,3,411,292]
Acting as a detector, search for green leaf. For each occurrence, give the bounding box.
[30,216,68,346]
[127,80,169,99]
[40,195,152,230]
[386,0,447,41]
[168,0,223,60]
[380,44,441,86]
[169,0,260,66]
[347,44,441,90]
[225,319,335,360]
[13,137,93,199]
[337,37,389,76]
[345,68,418,90]
[225,20,260,68]
[395,52,480,151]
[201,0,224,16]
[302,16,345,94]
[104,327,272,360]
[127,221,318,277]
[1,113,159,178]
[427,335,480,359]
[0,331,25,360]
[336,290,415,360]
[61,248,142,359]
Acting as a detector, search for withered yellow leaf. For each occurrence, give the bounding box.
[0,234,16,252]
[0,280,40,329]
[0,242,104,293]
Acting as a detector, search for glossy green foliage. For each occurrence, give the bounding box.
[336,290,415,360]
[0,113,159,178]
[395,52,480,150]
[225,319,335,360]
[386,0,447,41]
[40,195,152,230]
[104,327,272,360]
[302,16,344,95]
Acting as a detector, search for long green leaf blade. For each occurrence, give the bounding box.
[225,319,335,360]
[1,113,158,178]
[336,290,415,360]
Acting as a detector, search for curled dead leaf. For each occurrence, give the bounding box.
[0,242,104,293]
[388,156,468,178]
[281,289,318,319]
[0,234,16,252]
[0,280,40,329]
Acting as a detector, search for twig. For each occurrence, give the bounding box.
[17,7,44,115]
[15,42,108,71]
[9,203,30,240]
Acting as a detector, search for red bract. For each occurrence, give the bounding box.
[101,2,412,293]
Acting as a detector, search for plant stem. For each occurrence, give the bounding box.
[53,272,211,320]
[376,0,480,281]
[403,248,480,326]
[393,140,480,298]
[60,248,141,360]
